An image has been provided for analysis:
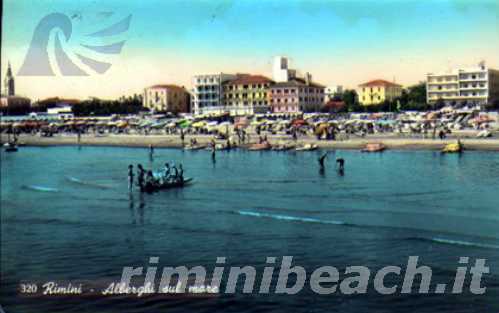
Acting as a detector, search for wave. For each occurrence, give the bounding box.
[247,179,318,184]
[236,210,348,226]
[66,176,113,189]
[22,185,59,192]
[236,211,499,248]
[406,237,499,250]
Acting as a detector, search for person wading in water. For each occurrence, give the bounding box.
[318,152,328,169]
[336,158,345,175]
[128,164,134,191]
[137,164,146,191]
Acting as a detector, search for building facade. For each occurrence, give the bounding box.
[270,76,325,113]
[192,73,237,115]
[222,75,273,115]
[357,79,403,106]
[426,64,499,108]
[143,85,190,113]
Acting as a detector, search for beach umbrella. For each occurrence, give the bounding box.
[178,120,191,128]
[291,119,307,127]
[150,121,167,128]
[116,121,128,128]
[192,121,206,128]
[314,123,329,135]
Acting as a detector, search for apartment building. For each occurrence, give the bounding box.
[191,73,237,115]
[427,64,499,108]
[222,74,273,115]
[143,84,190,113]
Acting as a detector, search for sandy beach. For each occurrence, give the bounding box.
[4,133,499,151]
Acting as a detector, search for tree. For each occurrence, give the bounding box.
[72,95,146,116]
[342,89,362,112]
[487,99,499,111]
[397,82,429,111]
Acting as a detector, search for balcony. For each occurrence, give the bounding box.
[427,81,458,85]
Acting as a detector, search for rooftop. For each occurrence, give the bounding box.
[225,74,273,85]
[272,77,325,89]
[148,84,186,91]
[358,79,402,88]
[427,66,490,76]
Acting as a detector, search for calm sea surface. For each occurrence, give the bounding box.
[1,146,499,313]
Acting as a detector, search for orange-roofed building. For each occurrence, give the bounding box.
[357,79,403,106]
[143,84,190,113]
[222,74,274,115]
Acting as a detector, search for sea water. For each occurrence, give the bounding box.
[1,146,498,312]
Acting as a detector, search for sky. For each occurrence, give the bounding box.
[1,0,498,100]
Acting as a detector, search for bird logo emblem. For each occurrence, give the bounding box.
[18,12,132,76]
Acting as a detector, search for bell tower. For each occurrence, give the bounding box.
[4,62,15,96]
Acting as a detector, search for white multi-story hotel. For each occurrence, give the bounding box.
[191,73,237,115]
[426,63,499,108]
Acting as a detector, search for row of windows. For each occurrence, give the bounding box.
[428,93,459,98]
[431,82,486,91]
[361,87,401,93]
[196,77,220,84]
[428,73,487,83]
[272,88,323,94]
[274,106,300,112]
[461,83,486,88]
[224,93,267,99]
[197,93,219,100]
[224,84,270,90]
[197,85,219,92]
[461,91,486,96]
[429,76,457,83]
[459,73,486,80]
[150,91,179,99]
[272,97,324,103]
[362,95,382,101]
[223,101,269,106]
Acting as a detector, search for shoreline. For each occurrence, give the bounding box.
[3,134,499,151]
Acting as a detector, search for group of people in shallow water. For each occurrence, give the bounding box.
[128,162,185,192]
[318,152,345,175]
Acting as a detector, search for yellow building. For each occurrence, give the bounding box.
[222,74,273,115]
[357,79,403,105]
